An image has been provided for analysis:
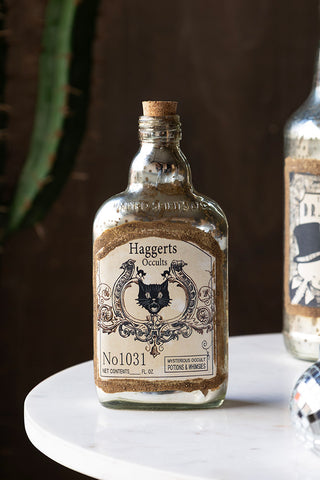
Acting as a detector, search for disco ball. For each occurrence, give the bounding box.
[290,361,320,455]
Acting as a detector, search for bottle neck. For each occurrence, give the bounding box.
[127,115,192,192]
[312,44,320,99]
[138,115,182,145]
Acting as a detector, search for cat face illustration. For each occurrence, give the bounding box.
[136,279,171,314]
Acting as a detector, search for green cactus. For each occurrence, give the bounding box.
[4,0,99,238]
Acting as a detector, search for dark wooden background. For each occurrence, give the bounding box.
[1,1,319,478]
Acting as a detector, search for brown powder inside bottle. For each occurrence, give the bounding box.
[93,221,227,395]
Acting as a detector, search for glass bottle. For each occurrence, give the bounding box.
[93,101,228,409]
[283,47,320,361]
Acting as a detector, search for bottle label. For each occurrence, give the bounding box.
[285,157,320,315]
[93,222,225,393]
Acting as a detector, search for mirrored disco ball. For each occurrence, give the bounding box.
[290,361,320,455]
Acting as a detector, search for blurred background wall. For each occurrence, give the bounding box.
[1,0,319,478]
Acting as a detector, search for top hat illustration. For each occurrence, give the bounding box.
[294,222,320,263]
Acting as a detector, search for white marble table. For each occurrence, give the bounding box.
[24,334,320,479]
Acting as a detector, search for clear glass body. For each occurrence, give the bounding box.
[283,48,320,361]
[93,115,228,409]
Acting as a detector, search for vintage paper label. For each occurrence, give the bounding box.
[285,157,320,316]
[95,236,216,382]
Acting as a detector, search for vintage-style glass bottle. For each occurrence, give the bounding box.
[93,101,228,409]
[284,47,320,361]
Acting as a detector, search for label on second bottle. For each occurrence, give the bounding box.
[285,157,320,314]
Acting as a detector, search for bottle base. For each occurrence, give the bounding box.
[283,330,319,362]
[96,384,227,410]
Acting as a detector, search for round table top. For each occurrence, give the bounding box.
[24,334,320,480]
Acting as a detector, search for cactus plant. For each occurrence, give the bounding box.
[4,0,99,238]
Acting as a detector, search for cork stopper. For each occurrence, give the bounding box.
[142,100,178,117]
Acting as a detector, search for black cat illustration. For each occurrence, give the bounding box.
[136,279,171,314]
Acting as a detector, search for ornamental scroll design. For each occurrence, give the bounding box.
[97,259,215,357]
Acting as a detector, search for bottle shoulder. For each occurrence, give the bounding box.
[284,95,320,159]
[285,94,320,140]
[194,191,228,226]
[93,188,227,241]
[93,191,126,236]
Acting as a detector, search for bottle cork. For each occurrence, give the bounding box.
[142,100,178,117]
